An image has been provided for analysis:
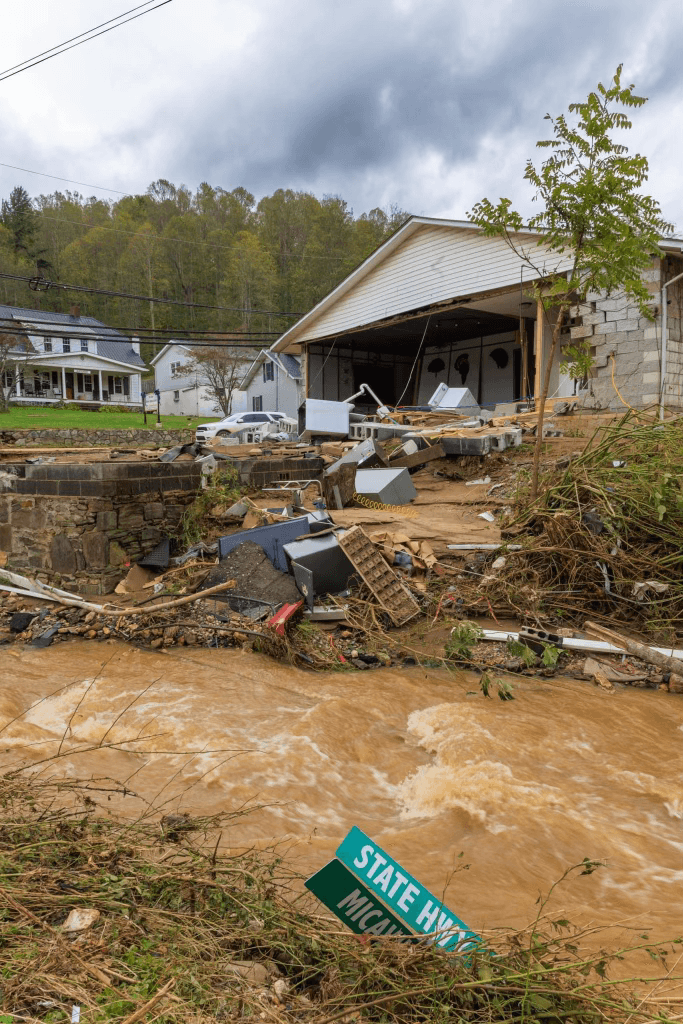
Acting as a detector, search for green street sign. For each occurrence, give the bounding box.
[305,858,414,939]
[336,826,481,952]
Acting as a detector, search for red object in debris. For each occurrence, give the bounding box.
[267,600,304,636]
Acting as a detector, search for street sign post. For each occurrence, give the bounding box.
[335,826,481,952]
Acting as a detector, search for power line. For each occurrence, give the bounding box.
[0,322,274,349]
[0,1,173,84]
[0,319,281,336]
[0,163,132,197]
[0,271,302,317]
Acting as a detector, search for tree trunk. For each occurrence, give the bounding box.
[530,306,567,500]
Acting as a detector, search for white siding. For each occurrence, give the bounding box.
[244,364,303,420]
[158,384,219,417]
[154,346,196,391]
[295,225,571,344]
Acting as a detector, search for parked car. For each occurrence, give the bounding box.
[195,411,287,443]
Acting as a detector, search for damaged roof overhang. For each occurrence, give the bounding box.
[304,292,525,353]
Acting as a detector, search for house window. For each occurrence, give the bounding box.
[252,396,263,411]
[174,390,180,402]
[80,339,88,352]
[62,338,71,353]
[263,361,274,382]
[44,338,52,352]
[170,361,181,375]
[114,378,123,394]
[1,370,14,388]
[84,374,93,391]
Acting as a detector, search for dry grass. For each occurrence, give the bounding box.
[1,772,681,1023]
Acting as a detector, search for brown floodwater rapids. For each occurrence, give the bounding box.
[1,641,682,945]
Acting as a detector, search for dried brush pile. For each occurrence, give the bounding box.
[465,413,683,640]
[1,772,681,1023]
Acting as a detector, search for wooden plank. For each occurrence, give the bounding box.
[534,298,544,402]
[389,443,445,469]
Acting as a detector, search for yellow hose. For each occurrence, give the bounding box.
[352,492,420,518]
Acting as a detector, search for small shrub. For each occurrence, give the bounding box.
[445,621,484,662]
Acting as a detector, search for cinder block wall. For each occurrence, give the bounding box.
[565,258,683,412]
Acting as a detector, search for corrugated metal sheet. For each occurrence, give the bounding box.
[282,224,572,347]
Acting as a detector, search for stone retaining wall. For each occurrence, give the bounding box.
[0,428,195,448]
[0,462,201,586]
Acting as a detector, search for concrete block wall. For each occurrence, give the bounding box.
[565,259,681,411]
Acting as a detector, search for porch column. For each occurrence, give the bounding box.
[61,366,67,400]
[534,298,543,402]
[98,370,103,401]
[15,367,21,397]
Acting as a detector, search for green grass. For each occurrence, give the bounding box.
[0,405,219,430]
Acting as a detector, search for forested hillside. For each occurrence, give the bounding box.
[0,181,407,361]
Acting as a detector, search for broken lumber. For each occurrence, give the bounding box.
[584,620,683,676]
[389,442,445,469]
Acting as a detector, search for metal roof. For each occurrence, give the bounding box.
[240,349,302,388]
[0,304,145,368]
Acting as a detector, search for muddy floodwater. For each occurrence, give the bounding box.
[2,641,682,941]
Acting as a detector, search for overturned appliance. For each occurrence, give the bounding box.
[354,467,417,505]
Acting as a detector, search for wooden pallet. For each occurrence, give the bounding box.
[338,525,420,626]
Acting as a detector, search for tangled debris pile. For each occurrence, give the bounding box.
[457,413,683,637]
[1,771,680,1024]
[2,406,683,690]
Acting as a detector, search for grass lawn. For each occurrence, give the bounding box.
[0,406,219,430]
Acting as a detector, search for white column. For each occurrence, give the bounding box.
[15,367,21,397]
[98,370,103,401]
[61,366,67,400]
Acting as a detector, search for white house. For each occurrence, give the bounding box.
[0,304,145,406]
[151,342,253,418]
[240,349,303,419]
[271,216,683,413]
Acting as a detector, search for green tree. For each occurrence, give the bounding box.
[469,65,671,498]
[222,231,278,332]
[1,186,40,261]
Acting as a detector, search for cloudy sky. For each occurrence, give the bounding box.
[2,0,683,228]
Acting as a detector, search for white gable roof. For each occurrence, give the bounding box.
[150,342,193,366]
[273,216,571,352]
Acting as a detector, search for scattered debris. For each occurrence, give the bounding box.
[337,526,420,626]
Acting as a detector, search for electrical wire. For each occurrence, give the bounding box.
[0,270,301,317]
[0,163,132,197]
[0,323,275,349]
[0,1,173,83]
[395,315,430,406]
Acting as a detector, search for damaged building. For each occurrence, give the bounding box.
[268,216,683,414]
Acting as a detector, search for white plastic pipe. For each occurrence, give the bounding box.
[659,267,683,420]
